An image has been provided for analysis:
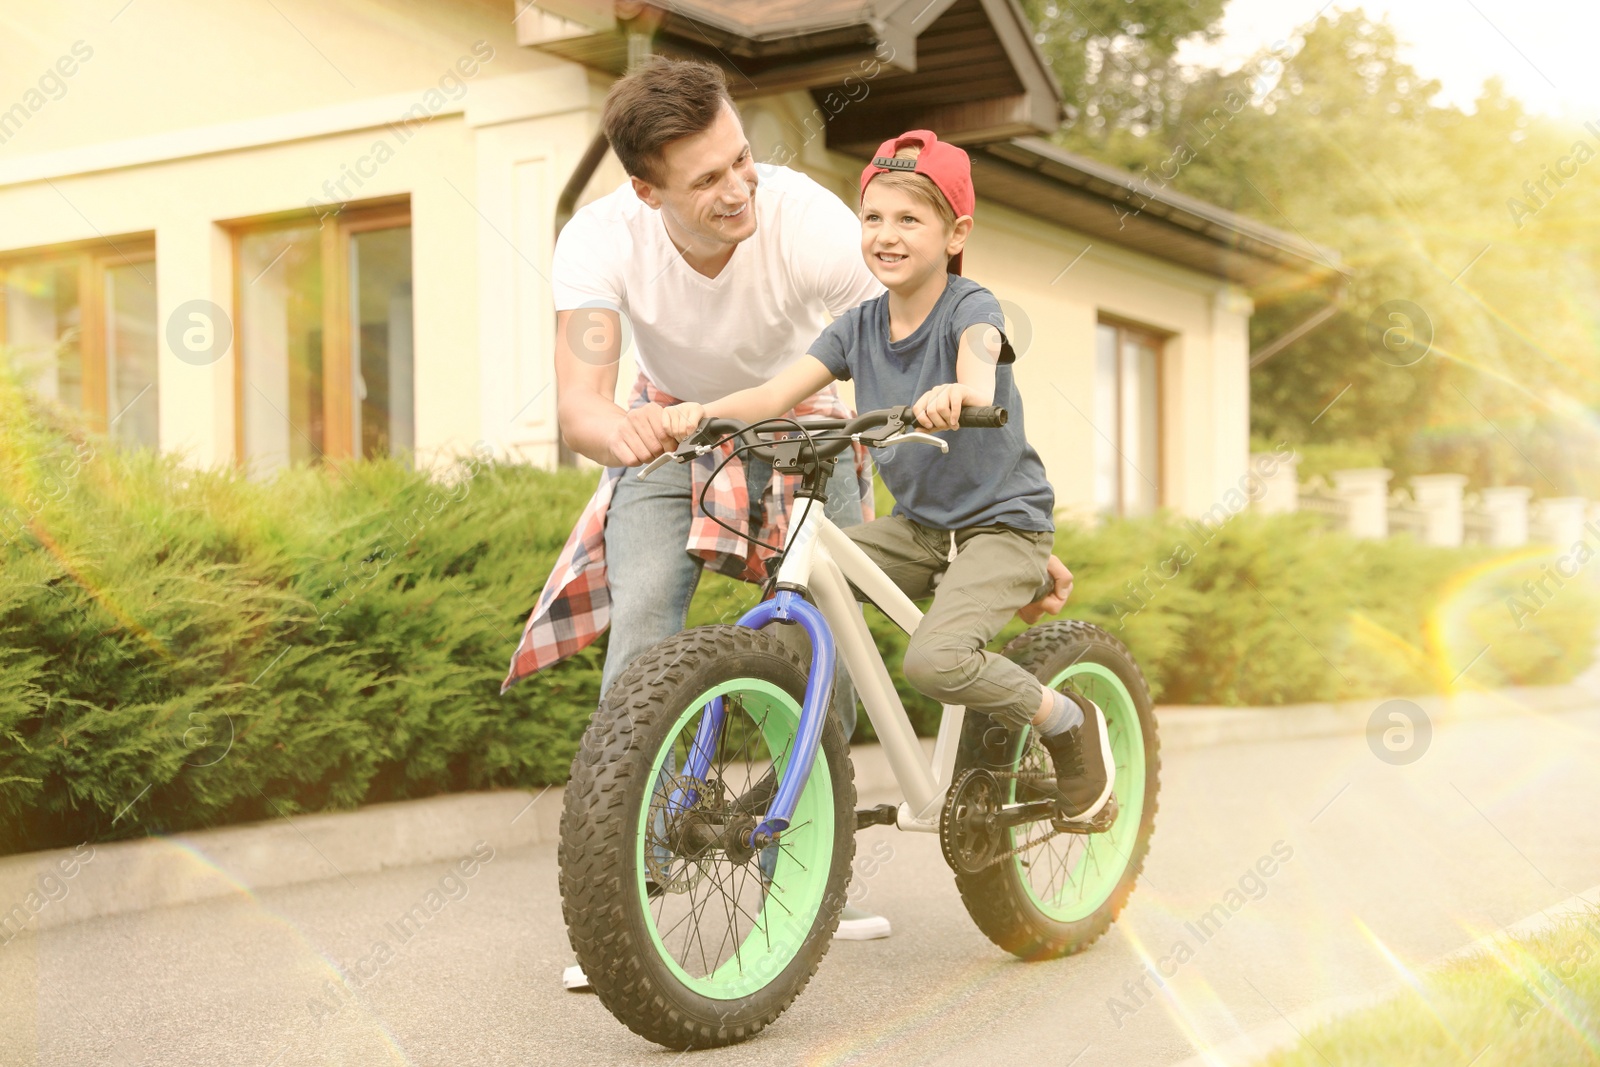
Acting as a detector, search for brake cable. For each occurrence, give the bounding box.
[690,417,824,588]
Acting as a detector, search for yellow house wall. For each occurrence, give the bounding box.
[0,0,533,153]
[0,0,569,469]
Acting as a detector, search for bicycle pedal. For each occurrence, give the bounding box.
[1052,792,1119,835]
[855,804,898,830]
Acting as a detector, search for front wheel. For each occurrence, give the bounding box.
[558,625,855,1050]
[950,620,1160,960]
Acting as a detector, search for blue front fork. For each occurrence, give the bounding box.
[675,590,834,845]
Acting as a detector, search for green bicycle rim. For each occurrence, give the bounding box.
[1011,663,1145,922]
[635,678,836,1000]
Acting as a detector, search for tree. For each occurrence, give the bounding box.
[1021,0,1226,148]
[1029,6,1600,492]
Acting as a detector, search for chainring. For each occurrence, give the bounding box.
[941,766,1122,875]
[939,768,1005,874]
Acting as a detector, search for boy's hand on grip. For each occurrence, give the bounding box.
[661,402,706,442]
[912,383,974,431]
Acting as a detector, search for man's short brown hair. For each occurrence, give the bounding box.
[602,56,737,185]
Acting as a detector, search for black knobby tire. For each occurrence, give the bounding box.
[950,620,1160,960]
[558,624,856,1050]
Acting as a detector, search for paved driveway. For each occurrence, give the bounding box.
[5,705,1599,1066]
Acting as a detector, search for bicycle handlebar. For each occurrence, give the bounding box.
[956,405,1008,428]
[639,404,1008,479]
[694,404,1005,439]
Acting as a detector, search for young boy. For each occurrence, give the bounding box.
[661,131,1113,823]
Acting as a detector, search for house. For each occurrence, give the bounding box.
[0,0,1335,520]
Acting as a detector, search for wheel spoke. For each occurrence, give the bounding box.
[1000,659,1149,924]
[630,675,834,994]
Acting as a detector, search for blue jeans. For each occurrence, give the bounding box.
[602,453,863,741]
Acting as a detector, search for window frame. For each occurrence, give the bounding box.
[1095,315,1168,518]
[0,234,157,437]
[227,196,411,466]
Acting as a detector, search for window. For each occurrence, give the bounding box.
[1094,320,1163,517]
[0,238,159,447]
[233,200,413,471]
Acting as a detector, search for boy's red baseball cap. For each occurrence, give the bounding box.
[859,130,974,275]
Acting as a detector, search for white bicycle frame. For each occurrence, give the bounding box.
[770,507,965,834]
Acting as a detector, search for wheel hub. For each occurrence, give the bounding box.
[651,776,768,887]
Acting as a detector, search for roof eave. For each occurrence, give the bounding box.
[991,137,1342,283]
[975,138,1342,288]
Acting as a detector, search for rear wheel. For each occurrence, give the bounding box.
[950,620,1159,959]
[559,625,855,1049]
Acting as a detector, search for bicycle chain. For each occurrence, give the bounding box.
[978,822,1069,870]
[977,769,1064,870]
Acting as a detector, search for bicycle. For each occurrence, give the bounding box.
[557,406,1159,1050]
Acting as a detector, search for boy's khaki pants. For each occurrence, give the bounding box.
[843,515,1054,729]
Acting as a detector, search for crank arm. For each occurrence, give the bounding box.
[993,799,1058,830]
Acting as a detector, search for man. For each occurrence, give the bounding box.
[503,56,1071,988]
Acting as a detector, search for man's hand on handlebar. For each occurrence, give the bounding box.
[608,402,679,467]
[660,402,706,442]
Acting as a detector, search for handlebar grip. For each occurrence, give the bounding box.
[957,406,1008,428]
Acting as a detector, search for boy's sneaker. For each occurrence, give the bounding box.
[1039,692,1115,823]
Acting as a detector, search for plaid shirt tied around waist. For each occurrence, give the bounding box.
[501,374,874,692]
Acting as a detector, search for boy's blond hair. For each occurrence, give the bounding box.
[862,143,958,231]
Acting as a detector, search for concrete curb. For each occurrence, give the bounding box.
[2,680,1594,941]
[1152,678,1600,752]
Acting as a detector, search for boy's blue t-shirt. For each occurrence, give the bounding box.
[808,275,1055,533]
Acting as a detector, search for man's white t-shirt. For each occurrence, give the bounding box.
[551,164,884,403]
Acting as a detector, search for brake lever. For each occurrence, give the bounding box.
[636,453,675,479]
[637,422,725,480]
[894,430,949,453]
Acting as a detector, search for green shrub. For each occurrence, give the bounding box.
[0,381,599,854]
[1037,511,1598,706]
[0,380,1594,854]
